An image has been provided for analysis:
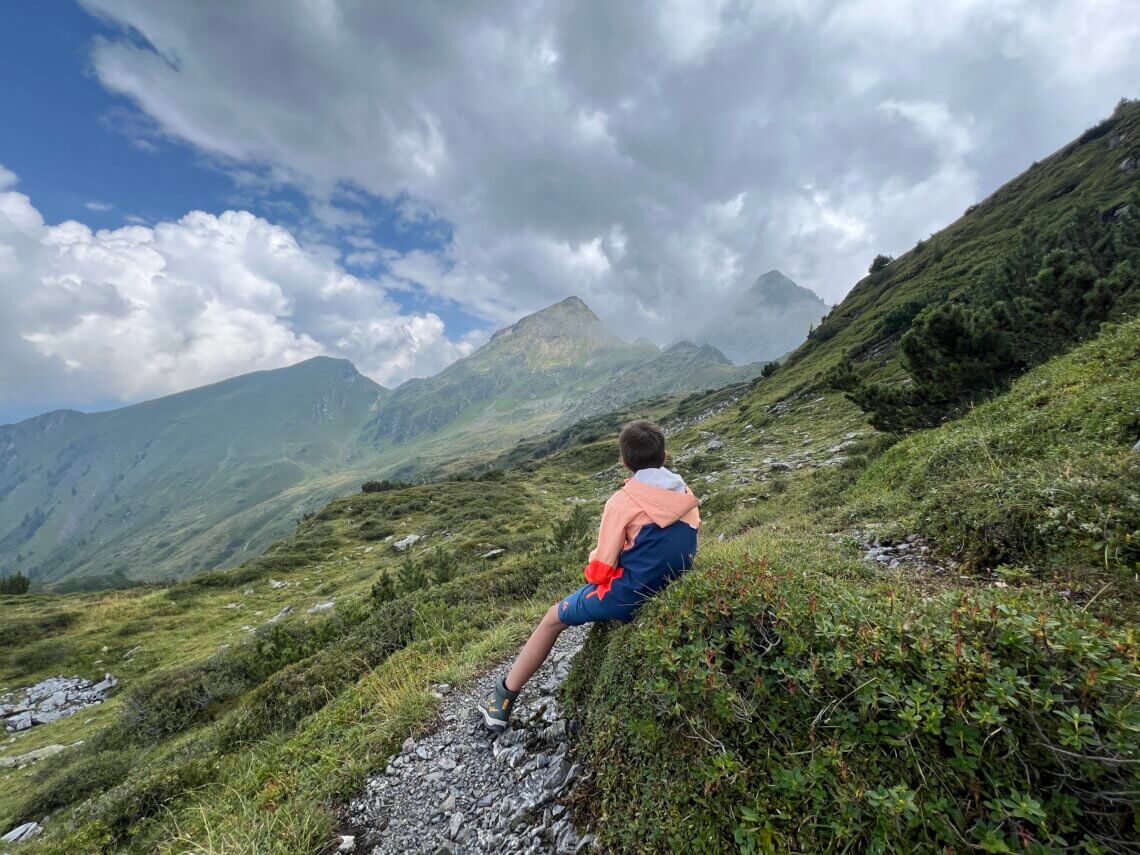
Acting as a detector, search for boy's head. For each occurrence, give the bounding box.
[619,419,666,471]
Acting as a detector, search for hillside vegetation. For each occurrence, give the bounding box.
[1,102,1137,853]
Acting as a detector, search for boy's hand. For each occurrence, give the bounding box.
[584,558,618,585]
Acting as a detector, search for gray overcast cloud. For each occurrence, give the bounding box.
[3,0,1139,418]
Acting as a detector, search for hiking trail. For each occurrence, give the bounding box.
[343,625,595,854]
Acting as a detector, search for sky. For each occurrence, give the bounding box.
[1,1,1138,423]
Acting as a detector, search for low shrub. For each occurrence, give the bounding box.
[567,550,1138,853]
[357,517,395,541]
[361,479,406,493]
[8,638,75,673]
[853,319,1140,576]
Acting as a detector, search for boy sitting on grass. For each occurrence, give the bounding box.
[480,419,700,732]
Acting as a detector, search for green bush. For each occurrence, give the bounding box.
[567,552,1139,853]
[370,572,397,603]
[21,750,132,821]
[869,253,894,273]
[0,571,30,594]
[854,319,1140,576]
[361,479,406,493]
[429,547,460,584]
[357,517,395,541]
[548,505,594,556]
[852,202,1140,433]
[9,638,75,672]
[396,555,428,593]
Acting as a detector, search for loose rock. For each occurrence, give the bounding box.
[344,626,592,854]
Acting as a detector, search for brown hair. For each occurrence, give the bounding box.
[619,419,666,471]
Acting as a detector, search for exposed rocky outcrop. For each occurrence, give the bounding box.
[1,674,117,732]
[345,626,593,854]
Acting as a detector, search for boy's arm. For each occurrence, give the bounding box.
[584,493,629,585]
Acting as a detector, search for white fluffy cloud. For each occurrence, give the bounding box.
[75,0,1139,342]
[0,170,475,417]
[7,0,1139,418]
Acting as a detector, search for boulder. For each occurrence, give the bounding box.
[1,821,42,843]
[393,534,422,552]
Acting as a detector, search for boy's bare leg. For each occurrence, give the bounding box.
[504,603,567,693]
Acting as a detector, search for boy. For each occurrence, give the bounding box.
[480,419,700,732]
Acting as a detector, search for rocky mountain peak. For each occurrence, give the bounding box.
[749,270,828,309]
[481,297,635,369]
[490,296,608,344]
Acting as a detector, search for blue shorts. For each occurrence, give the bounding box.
[556,582,642,626]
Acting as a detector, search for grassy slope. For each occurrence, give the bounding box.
[774,100,1140,393]
[0,358,388,588]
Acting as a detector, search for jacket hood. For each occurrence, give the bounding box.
[623,476,700,528]
[633,466,688,492]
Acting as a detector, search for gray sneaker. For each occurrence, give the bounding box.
[479,676,519,732]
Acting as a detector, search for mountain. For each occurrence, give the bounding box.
[0,297,732,589]
[696,269,829,362]
[362,296,659,455]
[556,340,761,427]
[0,357,387,587]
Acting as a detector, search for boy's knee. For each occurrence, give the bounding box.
[543,602,567,631]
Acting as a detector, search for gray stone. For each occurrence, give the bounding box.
[393,533,422,552]
[343,625,591,853]
[7,711,32,732]
[307,600,335,613]
[1,821,42,843]
[706,438,724,450]
[267,605,292,624]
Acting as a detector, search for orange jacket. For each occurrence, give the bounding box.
[584,470,701,598]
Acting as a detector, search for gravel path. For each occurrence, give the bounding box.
[343,625,595,854]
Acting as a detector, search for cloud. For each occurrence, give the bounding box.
[84,200,114,211]
[73,0,1139,348]
[0,167,477,420]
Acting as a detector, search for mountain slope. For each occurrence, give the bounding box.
[0,297,727,589]
[555,340,761,427]
[0,357,388,587]
[779,99,1140,393]
[696,269,829,362]
[363,296,659,452]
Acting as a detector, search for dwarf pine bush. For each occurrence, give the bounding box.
[567,551,1139,854]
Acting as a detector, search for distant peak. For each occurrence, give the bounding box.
[664,339,732,363]
[534,295,599,321]
[295,355,357,369]
[748,270,827,306]
[491,296,606,342]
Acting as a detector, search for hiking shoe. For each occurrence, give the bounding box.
[479,675,519,733]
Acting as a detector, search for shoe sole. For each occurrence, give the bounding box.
[480,706,507,733]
